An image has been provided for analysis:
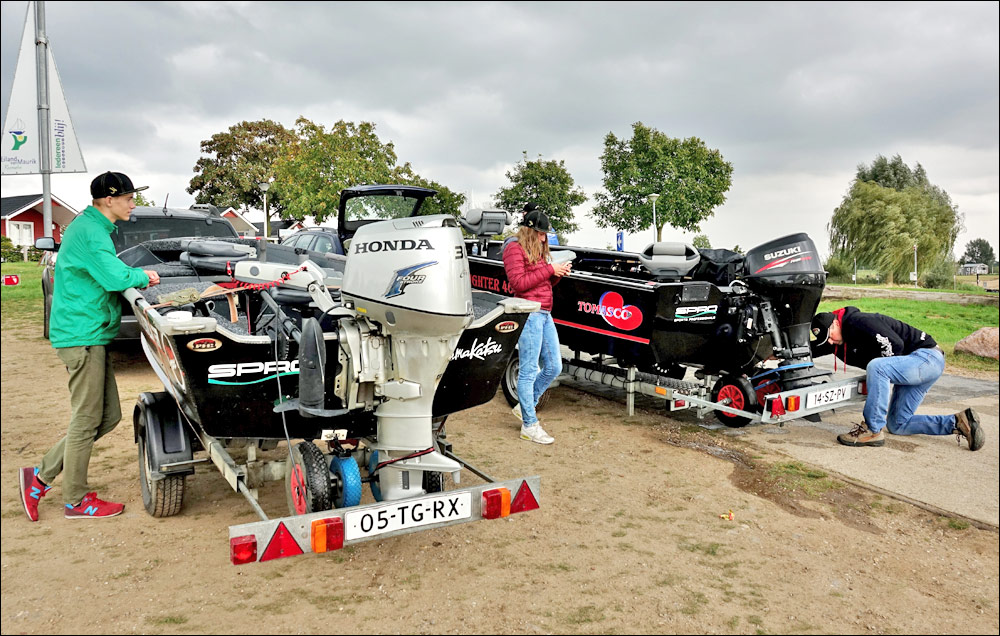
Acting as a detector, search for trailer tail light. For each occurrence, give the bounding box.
[769,397,786,417]
[785,395,801,412]
[510,481,540,514]
[655,386,667,396]
[311,517,345,553]
[259,522,304,562]
[230,535,257,565]
[674,400,686,408]
[858,381,868,395]
[482,487,511,519]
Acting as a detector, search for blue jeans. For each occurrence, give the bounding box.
[517,311,562,426]
[863,348,955,435]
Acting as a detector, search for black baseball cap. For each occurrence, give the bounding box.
[810,312,835,344]
[521,203,550,232]
[90,171,148,199]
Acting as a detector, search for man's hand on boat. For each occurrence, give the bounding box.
[144,270,161,287]
[553,262,572,277]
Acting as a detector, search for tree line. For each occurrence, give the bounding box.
[186,119,733,242]
[187,119,990,283]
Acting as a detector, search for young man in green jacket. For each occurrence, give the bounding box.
[19,172,160,521]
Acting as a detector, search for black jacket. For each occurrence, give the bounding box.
[812,306,938,369]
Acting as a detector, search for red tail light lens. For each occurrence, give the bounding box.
[311,517,344,553]
[482,488,511,519]
[230,535,257,565]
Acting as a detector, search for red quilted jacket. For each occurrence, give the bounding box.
[502,238,558,311]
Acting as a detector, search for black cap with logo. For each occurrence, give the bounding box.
[521,203,550,232]
[90,171,148,199]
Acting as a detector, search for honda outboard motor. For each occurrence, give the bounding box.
[742,233,826,385]
[341,214,472,500]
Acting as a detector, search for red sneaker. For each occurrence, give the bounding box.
[64,492,124,519]
[19,467,51,522]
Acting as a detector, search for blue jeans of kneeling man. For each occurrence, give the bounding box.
[863,348,955,435]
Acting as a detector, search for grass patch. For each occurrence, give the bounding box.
[945,517,970,531]
[817,297,999,373]
[146,615,188,625]
[768,461,844,497]
[677,538,724,556]
[563,605,605,625]
[1,261,44,326]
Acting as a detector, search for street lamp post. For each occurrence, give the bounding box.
[259,180,272,240]
[647,193,660,243]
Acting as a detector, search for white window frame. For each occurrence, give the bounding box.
[10,220,34,246]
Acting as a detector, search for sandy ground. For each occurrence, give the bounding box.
[2,323,998,635]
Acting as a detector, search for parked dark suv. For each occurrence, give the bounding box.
[37,205,239,340]
[279,227,345,255]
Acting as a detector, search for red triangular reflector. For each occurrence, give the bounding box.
[510,481,539,514]
[260,522,304,561]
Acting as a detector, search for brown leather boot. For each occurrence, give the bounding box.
[837,421,885,447]
[953,408,985,451]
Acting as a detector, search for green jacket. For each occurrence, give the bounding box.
[50,206,150,348]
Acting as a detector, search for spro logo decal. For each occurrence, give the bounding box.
[186,338,223,352]
[495,320,519,334]
[354,239,434,254]
[385,261,437,298]
[208,361,300,385]
[674,305,718,322]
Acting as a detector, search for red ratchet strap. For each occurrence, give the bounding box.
[373,448,434,474]
[226,262,308,291]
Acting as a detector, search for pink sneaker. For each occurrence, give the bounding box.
[64,492,124,519]
[19,467,51,522]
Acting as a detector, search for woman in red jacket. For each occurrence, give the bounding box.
[502,206,572,444]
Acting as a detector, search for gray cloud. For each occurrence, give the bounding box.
[3,1,997,254]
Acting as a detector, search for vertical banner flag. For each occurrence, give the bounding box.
[2,1,86,175]
[616,231,624,251]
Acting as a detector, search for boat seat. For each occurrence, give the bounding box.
[459,209,512,237]
[637,242,701,278]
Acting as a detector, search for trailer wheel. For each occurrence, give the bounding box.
[711,377,758,427]
[501,351,551,410]
[138,431,185,517]
[423,471,444,493]
[285,441,332,515]
[331,456,362,508]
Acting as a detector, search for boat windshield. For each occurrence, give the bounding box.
[343,194,423,222]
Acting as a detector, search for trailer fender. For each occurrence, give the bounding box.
[134,391,195,480]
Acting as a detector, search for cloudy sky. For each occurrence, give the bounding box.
[2,1,997,257]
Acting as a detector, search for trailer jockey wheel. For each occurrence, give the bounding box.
[284,441,332,515]
[711,376,759,427]
[501,350,552,411]
[330,456,362,509]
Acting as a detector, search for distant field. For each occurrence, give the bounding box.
[817,297,999,373]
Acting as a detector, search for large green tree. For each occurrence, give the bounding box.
[591,122,733,241]
[272,117,463,223]
[828,177,961,284]
[493,152,587,237]
[187,120,295,222]
[961,238,996,266]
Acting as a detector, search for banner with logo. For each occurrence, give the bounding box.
[1,1,86,175]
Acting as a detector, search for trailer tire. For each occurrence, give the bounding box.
[367,450,383,502]
[42,285,51,340]
[711,376,758,427]
[138,432,185,517]
[501,351,551,411]
[331,456,362,509]
[285,441,332,515]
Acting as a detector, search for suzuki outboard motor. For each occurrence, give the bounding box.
[742,233,826,384]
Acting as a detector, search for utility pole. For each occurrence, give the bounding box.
[34,1,53,238]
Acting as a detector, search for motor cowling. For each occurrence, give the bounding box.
[341,215,472,336]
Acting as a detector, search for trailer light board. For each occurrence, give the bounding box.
[311,517,345,553]
[230,535,257,565]
[482,488,511,519]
